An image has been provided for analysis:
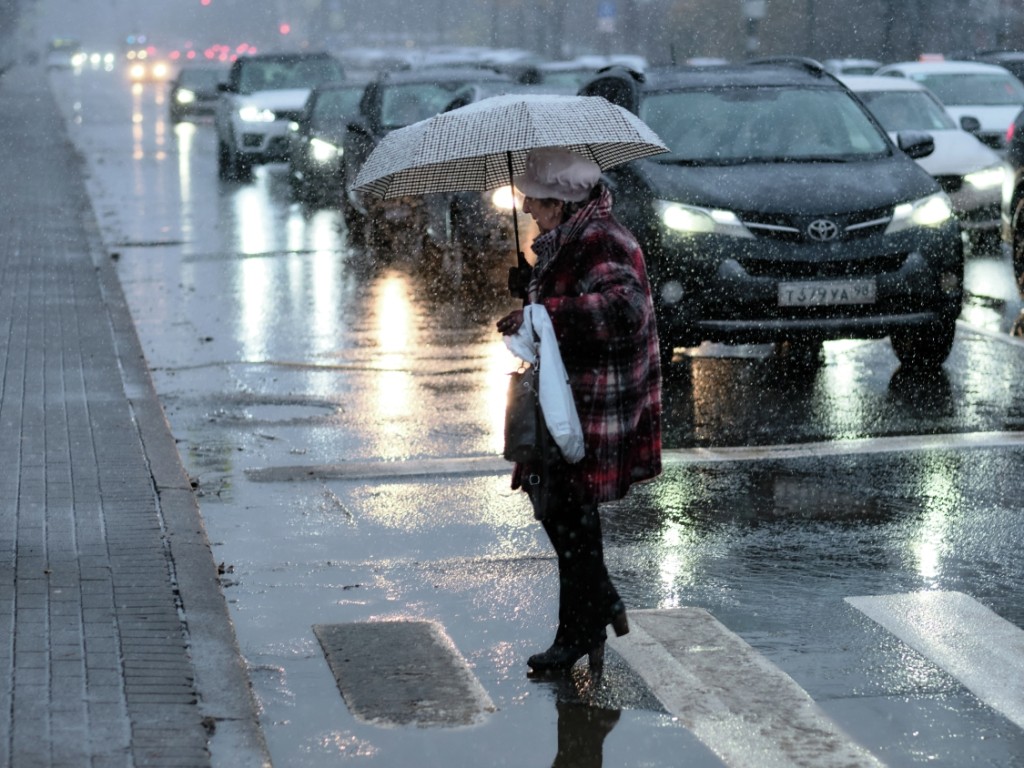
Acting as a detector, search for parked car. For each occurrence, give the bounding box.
[168,65,227,122]
[578,61,964,368]
[343,67,514,252]
[972,50,1024,83]
[286,81,365,206]
[1000,108,1024,292]
[823,58,882,76]
[215,52,346,181]
[875,60,1024,151]
[842,75,1005,253]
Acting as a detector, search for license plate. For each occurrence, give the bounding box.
[778,280,876,307]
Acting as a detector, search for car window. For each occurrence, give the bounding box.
[179,69,224,89]
[380,82,470,129]
[311,89,363,130]
[639,86,890,163]
[912,73,1024,106]
[238,58,344,94]
[857,90,957,131]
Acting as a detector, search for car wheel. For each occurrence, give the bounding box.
[890,318,956,368]
[217,140,233,180]
[658,336,677,368]
[1013,207,1024,295]
[218,140,252,182]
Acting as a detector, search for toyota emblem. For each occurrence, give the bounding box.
[807,219,840,242]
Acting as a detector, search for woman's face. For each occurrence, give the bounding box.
[522,196,564,233]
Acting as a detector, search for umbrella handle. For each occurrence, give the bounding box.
[506,150,532,303]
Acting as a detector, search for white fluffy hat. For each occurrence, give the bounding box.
[513,147,601,202]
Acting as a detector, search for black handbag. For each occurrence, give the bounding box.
[503,363,544,463]
[503,357,563,465]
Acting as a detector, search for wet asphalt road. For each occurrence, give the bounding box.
[46,63,1024,767]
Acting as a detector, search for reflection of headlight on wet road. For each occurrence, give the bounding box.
[310,137,340,163]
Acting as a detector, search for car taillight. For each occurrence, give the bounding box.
[1008,121,1016,145]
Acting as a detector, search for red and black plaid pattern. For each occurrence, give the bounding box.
[512,185,663,504]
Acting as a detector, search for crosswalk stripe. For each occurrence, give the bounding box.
[245,431,1024,483]
[846,591,1024,731]
[609,608,884,768]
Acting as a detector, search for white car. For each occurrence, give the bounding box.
[843,75,1005,252]
[823,58,881,76]
[215,52,346,181]
[874,60,1024,152]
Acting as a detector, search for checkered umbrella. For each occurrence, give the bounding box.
[352,93,668,199]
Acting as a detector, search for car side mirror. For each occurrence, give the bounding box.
[960,115,982,134]
[897,131,935,160]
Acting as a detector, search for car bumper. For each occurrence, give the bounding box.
[232,120,293,163]
[652,224,964,346]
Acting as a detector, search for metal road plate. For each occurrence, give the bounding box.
[313,620,494,727]
[778,279,877,307]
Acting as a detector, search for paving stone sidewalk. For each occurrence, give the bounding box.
[0,64,269,766]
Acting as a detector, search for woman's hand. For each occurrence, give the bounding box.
[496,309,524,336]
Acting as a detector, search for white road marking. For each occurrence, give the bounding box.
[846,591,1024,731]
[246,431,1024,482]
[609,609,885,768]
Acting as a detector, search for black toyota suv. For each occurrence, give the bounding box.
[1002,107,1024,292]
[579,60,965,367]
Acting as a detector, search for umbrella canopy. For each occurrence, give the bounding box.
[352,93,668,199]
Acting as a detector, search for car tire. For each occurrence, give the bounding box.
[218,139,252,182]
[890,318,956,368]
[1013,205,1024,295]
[658,337,677,368]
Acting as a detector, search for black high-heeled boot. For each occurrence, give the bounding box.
[527,641,606,675]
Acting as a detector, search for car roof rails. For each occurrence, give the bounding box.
[745,56,828,76]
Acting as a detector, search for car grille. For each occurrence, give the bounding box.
[739,206,893,244]
[274,109,304,122]
[977,131,1006,150]
[738,252,908,279]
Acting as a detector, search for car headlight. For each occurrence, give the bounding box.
[310,137,340,163]
[152,62,169,79]
[176,89,196,105]
[654,200,754,239]
[238,105,276,123]
[963,164,1005,191]
[490,185,518,211]
[885,192,953,235]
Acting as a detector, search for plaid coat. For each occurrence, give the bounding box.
[512,186,662,504]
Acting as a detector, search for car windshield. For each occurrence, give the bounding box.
[911,72,1024,106]
[639,85,891,163]
[238,58,345,94]
[380,82,472,129]
[311,89,363,129]
[856,89,956,131]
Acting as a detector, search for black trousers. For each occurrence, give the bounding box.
[534,474,621,650]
